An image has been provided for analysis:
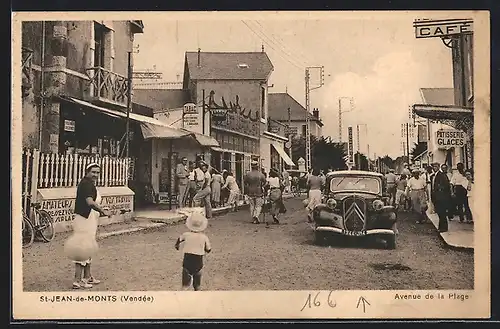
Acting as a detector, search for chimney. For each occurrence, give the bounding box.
[197,48,201,67]
[313,108,319,119]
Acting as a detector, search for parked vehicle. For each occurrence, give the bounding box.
[311,170,398,249]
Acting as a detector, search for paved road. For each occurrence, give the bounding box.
[22,197,474,291]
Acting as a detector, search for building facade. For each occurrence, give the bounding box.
[268,92,324,138]
[20,20,149,232]
[412,18,474,172]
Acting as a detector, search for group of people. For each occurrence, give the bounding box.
[175,158,241,218]
[385,162,474,232]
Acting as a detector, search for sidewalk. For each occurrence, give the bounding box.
[426,209,474,250]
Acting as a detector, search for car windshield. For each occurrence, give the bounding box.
[330,176,380,194]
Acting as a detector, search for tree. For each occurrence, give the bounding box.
[354,152,369,171]
[291,135,347,171]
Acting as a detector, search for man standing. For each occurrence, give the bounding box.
[282,168,290,194]
[176,157,190,208]
[441,163,456,220]
[431,162,452,232]
[385,169,398,206]
[244,161,266,224]
[193,161,212,218]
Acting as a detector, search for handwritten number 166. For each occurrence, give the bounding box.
[301,291,337,311]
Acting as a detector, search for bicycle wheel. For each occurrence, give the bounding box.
[36,209,56,242]
[22,215,35,248]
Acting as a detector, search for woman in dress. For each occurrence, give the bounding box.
[265,169,283,226]
[222,172,240,212]
[465,170,474,224]
[305,168,323,223]
[210,169,223,208]
[68,163,109,289]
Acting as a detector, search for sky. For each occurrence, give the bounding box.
[134,12,455,159]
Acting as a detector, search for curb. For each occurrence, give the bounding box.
[425,209,474,252]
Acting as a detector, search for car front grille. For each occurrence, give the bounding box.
[342,195,367,231]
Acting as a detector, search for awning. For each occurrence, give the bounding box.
[413,149,428,161]
[179,129,220,147]
[59,96,193,140]
[271,142,295,167]
[413,104,473,121]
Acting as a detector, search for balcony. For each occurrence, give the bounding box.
[22,47,34,97]
[267,119,288,137]
[85,66,130,108]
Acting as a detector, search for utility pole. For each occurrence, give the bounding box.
[338,97,354,143]
[304,66,324,172]
[126,51,132,158]
[406,122,410,165]
[287,107,292,163]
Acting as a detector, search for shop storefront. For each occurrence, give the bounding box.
[259,131,295,174]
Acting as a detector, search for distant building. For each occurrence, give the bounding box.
[268,92,324,138]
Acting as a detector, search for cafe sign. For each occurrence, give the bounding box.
[435,129,466,149]
[182,103,199,127]
[413,18,473,39]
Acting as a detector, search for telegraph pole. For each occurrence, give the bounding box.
[304,66,324,172]
[338,97,354,143]
[406,122,410,165]
[287,107,292,162]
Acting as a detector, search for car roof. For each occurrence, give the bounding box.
[328,170,384,178]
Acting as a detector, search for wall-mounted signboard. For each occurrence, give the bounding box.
[435,129,466,149]
[413,18,473,39]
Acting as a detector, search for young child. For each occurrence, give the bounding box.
[175,211,211,291]
[395,174,408,212]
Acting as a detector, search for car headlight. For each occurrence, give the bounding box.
[372,199,384,211]
[326,198,337,209]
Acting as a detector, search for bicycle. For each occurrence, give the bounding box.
[22,194,56,245]
[22,212,35,248]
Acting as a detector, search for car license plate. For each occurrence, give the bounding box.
[342,230,366,236]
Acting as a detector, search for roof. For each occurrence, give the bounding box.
[268,93,323,126]
[185,51,274,80]
[419,88,454,105]
[329,170,384,178]
[133,89,192,113]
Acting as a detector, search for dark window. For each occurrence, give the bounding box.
[302,124,307,136]
[261,86,266,119]
[94,23,107,67]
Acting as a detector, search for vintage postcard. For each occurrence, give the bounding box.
[11,10,490,320]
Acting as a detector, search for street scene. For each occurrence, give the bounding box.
[23,197,473,292]
[17,13,476,293]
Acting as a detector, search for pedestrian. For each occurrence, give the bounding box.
[395,174,408,212]
[424,165,435,213]
[305,168,323,223]
[430,162,452,232]
[385,169,397,206]
[210,169,223,209]
[282,168,290,194]
[66,163,108,289]
[186,161,197,207]
[265,169,283,226]
[405,168,428,224]
[451,163,473,223]
[401,163,411,177]
[441,163,456,220]
[465,170,474,224]
[244,161,267,224]
[193,161,213,218]
[261,167,267,179]
[221,169,229,206]
[176,157,190,208]
[175,211,211,291]
[222,171,240,212]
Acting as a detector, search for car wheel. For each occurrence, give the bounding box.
[386,234,396,249]
[314,231,327,246]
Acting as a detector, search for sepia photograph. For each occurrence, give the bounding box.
[12,10,490,319]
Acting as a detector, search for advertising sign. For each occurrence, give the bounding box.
[348,126,354,164]
[413,18,473,39]
[435,129,466,149]
[182,103,199,128]
[64,120,75,132]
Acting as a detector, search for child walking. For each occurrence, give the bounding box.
[175,211,211,291]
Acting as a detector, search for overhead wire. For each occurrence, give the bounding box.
[251,20,314,66]
[241,20,304,70]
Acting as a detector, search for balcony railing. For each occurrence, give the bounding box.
[22,47,34,96]
[85,66,130,107]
